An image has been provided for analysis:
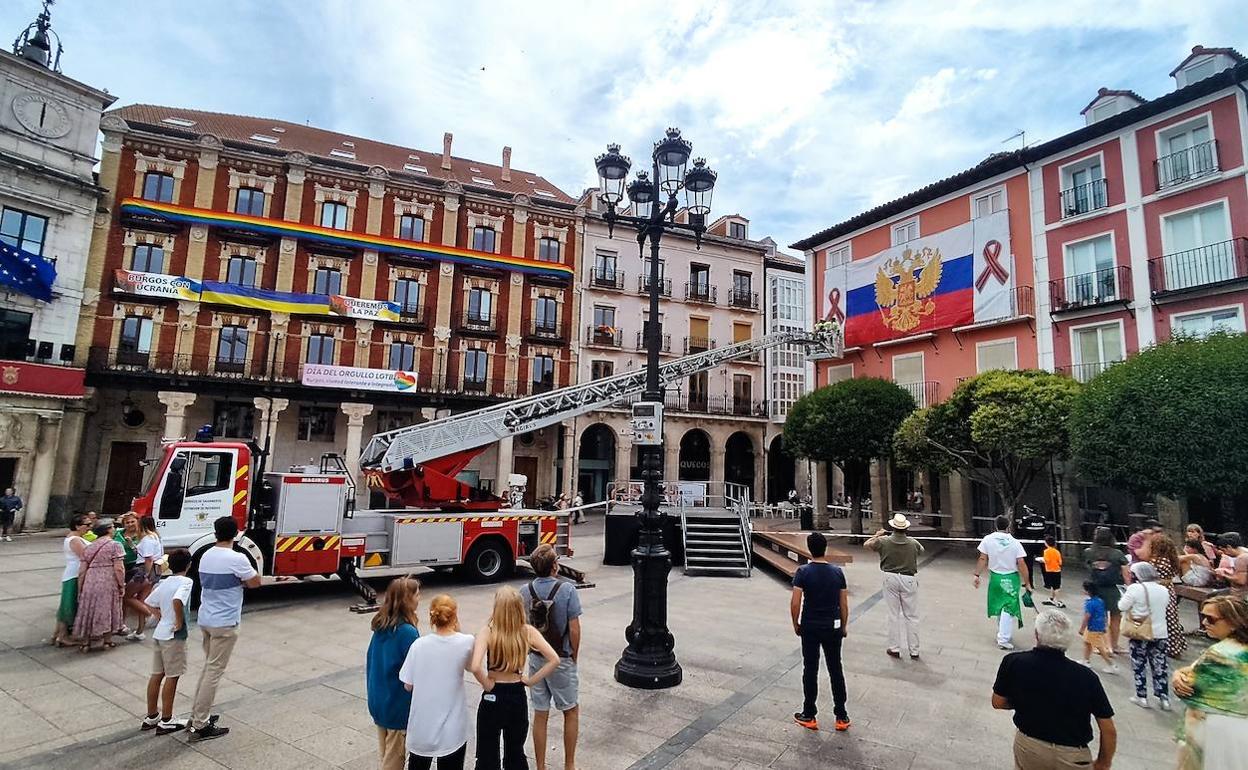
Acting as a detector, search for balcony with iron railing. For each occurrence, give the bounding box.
[1049,266,1131,313]
[1148,237,1248,296]
[684,335,715,354]
[590,267,625,290]
[585,324,622,348]
[528,317,564,342]
[1156,139,1219,190]
[896,380,940,408]
[684,282,716,304]
[638,275,672,297]
[634,330,672,353]
[1056,360,1121,384]
[459,309,497,334]
[462,376,488,392]
[727,288,759,309]
[612,391,768,418]
[1059,178,1109,218]
[395,300,428,327]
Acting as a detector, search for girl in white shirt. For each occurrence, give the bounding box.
[1118,561,1172,710]
[399,594,475,769]
[127,516,163,641]
[52,513,91,647]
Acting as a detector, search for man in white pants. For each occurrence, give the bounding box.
[974,516,1034,650]
[864,513,925,659]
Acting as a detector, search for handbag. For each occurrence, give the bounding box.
[1120,584,1156,641]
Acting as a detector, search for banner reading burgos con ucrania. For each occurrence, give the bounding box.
[301,363,419,393]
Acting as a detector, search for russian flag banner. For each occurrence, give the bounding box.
[822,210,1013,348]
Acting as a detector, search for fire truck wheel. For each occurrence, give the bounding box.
[462,538,514,583]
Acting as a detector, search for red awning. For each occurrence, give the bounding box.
[0,360,86,399]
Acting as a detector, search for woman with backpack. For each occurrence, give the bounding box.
[1084,526,1131,653]
[470,585,560,770]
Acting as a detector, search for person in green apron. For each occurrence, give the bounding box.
[974,515,1033,650]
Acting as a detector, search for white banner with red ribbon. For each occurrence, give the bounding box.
[971,210,1013,323]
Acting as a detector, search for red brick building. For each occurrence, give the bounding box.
[73,106,580,514]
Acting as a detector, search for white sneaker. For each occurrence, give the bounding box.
[1129,695,1150,709]
[3,535,11,542]
[125,631,144,642]
[998,642,1015,650]
[1158,697,1171,711]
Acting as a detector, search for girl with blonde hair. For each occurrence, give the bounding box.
[399,594,476,769]
[367,577,420,770]
[471,585,560,770]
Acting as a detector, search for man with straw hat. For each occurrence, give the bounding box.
[865,513,925,659]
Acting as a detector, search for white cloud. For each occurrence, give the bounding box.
[8,0,1242,250]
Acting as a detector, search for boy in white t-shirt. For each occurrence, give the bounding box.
[973,515,1034,650]
[141,550,193,735]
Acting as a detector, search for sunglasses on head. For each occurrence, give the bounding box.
[1199,613,1222,625]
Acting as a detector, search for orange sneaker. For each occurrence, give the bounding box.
[834,718,851,732]
[793,712,818,730]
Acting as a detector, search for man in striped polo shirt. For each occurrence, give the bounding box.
[189,516,261,741]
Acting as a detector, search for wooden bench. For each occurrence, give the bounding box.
[1174,584,1218,606]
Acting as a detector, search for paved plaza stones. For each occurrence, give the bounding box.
[0,521,1197,769]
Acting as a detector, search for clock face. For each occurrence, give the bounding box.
[11,92,71,139]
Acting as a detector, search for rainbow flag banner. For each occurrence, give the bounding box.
[820,210,1013,348]
[302,363,418,394]
[119,198,575,280]
[113,269,402,322]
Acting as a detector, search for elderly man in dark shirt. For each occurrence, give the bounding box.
[992,609,1116,769]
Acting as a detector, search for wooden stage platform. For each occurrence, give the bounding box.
[751,528,853,580]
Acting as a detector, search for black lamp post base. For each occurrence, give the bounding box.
[615,649,683,689]
[613,539,682,689]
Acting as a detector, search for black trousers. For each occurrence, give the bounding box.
[474,682,529,770]
[410,744,466,770]
[801,626,848,720]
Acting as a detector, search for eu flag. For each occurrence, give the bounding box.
[0,240,56,301]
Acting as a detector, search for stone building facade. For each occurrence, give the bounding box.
[0,18,113,528]
[73,105,580,515]
[572,194,769,503]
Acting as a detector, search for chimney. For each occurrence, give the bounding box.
[501,146,512,182]
[441,132,453,170]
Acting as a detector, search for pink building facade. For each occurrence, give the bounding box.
[795,47,1248,535]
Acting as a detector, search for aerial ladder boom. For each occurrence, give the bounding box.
[359,323,841,509]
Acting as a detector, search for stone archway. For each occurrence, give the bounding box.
[724,431,756,499]
[577,423,615,503]
[766,434,796,504]
[678,429,711,481]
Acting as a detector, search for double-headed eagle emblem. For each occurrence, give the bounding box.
[874,246,942,334]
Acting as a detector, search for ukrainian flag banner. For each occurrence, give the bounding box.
[821,210,1013,348]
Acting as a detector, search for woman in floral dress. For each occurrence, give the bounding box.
[73,520,126,651]
[1150,533,1187,658]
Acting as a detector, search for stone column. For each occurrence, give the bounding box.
[945,473,974,539]
[710,446,726,488]
[354,320,374,368]
[560,423,575,498]
[341,403,374,503]
[811,461,829,530]
[496,436,515,488]
[252,397,289,451]
[664,443,680,485]
[50,395,92,526]
[752,434,766,504]
[869,460,891,525]
[23,414,63,531]
[615,439,633,484]
[158,391,198,441]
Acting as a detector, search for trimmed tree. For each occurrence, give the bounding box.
[1070,332,1248,500]
[894,369,1080,520]
[784,378,915,534]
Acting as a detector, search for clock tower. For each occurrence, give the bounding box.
[0,0,115,530]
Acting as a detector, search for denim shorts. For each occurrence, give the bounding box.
[529,657,578,712]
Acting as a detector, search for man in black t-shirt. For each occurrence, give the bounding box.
[992,610,1116,770]
[790,532,850,732]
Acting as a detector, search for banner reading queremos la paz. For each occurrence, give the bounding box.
[112,270,402,322]
[301,363,418,393]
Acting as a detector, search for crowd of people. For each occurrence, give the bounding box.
[365,543,583,770]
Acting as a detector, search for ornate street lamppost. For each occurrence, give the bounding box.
[594,129,717,689]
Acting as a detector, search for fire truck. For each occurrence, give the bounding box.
[129,324,841,597]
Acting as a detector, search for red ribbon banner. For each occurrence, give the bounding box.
[975,240,1008,291]
[825,287,845,323]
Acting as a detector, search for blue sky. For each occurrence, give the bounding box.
[5,0,1243,252]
